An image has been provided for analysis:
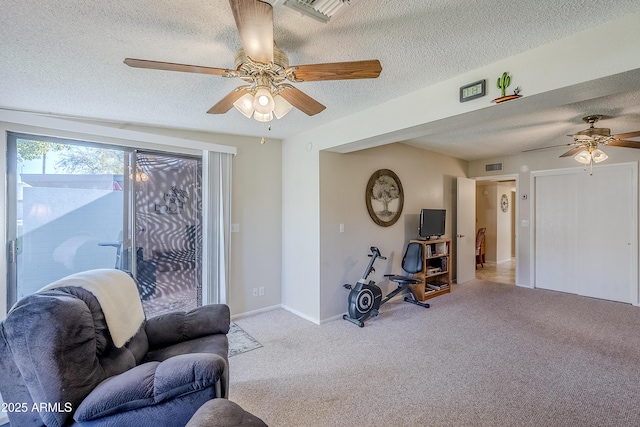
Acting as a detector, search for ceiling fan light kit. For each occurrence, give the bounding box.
[124,0,382,129]
[574,147,608,165]
[273,95,294,119]
[233,93,256,118]
[523,114,640,175]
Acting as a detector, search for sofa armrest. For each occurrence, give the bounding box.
[75,353,226,422]
[145,304,230,350]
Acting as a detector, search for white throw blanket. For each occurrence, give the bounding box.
[39,269,145,348]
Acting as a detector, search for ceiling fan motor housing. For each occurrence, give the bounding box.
[575,127,611,138]
[234,46,289,69]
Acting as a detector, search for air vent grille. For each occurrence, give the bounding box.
[485,162,503,172]
[277,0,357,23]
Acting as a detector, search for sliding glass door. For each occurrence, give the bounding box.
[132,151,202,316]
[6,133,203,317]
[7,134,129,303]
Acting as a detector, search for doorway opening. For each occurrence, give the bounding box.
[475,177,516,285]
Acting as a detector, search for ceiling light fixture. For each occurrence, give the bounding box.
[232,86,293,122]
[230,52,296,123]
[574,145,608,175]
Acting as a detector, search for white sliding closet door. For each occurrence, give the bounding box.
[535,163,637,304]
[535,173,579,295]
[576,166,636,302]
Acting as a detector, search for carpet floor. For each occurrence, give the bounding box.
[229,280,640,427]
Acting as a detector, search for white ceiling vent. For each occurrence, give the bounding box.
[275,0,359,23]
[485,162,503,172]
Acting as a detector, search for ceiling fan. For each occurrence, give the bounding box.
[524,115,640,169]
[124,0,382,122]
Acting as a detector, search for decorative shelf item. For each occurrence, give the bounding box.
[491,72,522,103]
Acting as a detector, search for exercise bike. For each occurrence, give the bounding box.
[342,245,429,327]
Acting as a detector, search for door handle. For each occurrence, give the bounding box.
[8,239,17,263]
[457,234,465,238]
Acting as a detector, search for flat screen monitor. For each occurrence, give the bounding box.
[419,209,446,239]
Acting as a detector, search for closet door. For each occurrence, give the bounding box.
[534,164,637,304]
[535,173,579,295]
[575,166,635,303]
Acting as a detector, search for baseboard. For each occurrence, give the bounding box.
[320,313,345,324]
[231,304,282,321]
[280,304,320,325]
[231,303,332,325]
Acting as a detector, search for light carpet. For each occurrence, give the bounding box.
[229,280,640,427]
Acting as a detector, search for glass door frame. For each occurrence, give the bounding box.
[5,132,204,309]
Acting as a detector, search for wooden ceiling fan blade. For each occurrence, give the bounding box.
[607,140,640,149]
[521,143,573,153]
[612,130,640,140]
[289,60,382,82]
[124,58,231,76]
[278,86,325,116]
[207,86,251,114]
[229,0,273,63]
[560,146,586,157]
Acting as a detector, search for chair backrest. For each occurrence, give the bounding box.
[402,242,423,275]
[0,287,148,427]
[476,228,486,249]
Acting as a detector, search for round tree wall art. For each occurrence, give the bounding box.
[365,169,404,227]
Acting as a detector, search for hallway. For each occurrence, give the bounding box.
[475,258,515,285]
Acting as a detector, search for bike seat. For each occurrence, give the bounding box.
[384,274,421,285]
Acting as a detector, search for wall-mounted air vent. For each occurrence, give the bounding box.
[275,0,358,23]
[485,162,503,172]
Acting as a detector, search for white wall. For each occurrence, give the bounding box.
[281,139,320,322]
[281,11,640,321]
[495,185,512,263]
[469,147,640,288]
[0,115,282,319]
[230,136,282,315]
[319,143,467,321]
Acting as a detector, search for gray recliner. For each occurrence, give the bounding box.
[0,270,231,427]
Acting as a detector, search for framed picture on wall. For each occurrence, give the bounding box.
[365,169,404,227]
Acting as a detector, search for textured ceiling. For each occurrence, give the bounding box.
[2,0,640,160]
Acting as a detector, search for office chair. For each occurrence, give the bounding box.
[384,242,430,308]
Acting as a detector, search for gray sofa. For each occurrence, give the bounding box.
[0,271,231,427]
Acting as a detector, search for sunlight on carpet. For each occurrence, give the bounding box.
[228,322,262,357]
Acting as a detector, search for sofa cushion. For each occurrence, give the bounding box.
[75,353,226,422]
[186,399,268,427]
[145,304,230,350]
[56,286,150,365]
[0,326,41,427]
[2,291,106,427]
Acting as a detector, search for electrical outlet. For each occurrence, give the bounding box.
[252,288,258,297]
[259,287,265,296]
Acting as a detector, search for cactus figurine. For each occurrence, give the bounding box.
[497,72,511,97]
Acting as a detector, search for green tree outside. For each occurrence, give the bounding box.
[17,140,123,174]
[17,140,67,174]
[55,146,123,174]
